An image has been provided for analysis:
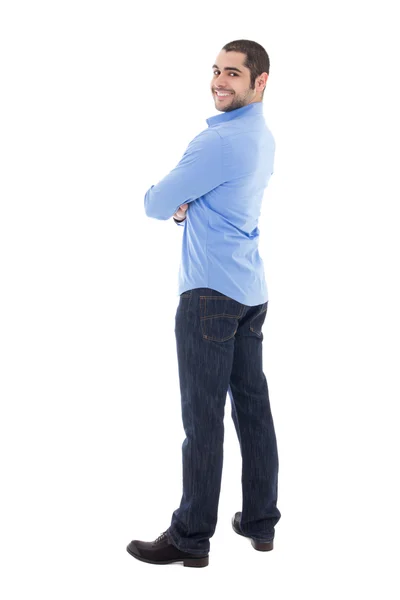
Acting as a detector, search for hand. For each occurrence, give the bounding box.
[173,203,189,221]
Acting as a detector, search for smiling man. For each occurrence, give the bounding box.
[127,39,281,568]
[212,54,265,110]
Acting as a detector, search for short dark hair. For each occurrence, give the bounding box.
[221,39,270,99]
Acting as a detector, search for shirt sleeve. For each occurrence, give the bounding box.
[144,129,223,220]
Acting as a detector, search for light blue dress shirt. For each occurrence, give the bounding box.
[144,101,275,306]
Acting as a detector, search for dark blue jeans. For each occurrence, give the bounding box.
[166,287,281,555]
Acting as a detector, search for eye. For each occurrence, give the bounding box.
[213,70,237,76]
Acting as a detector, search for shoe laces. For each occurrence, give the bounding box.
[154,531,167,544]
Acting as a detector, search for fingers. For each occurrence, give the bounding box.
[174,203,188,221]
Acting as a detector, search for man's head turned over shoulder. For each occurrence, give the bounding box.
[211,39,270,113]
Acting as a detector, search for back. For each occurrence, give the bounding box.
[178,102,275,306]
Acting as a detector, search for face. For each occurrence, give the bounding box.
[211,50,268,112]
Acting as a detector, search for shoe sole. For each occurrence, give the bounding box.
[231,515,274,552]
[126,545,209,567]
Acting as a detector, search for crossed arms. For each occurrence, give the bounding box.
[143,129,223,223]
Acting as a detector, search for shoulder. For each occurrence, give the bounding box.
[181,128,223,163]
[187,127,222,149]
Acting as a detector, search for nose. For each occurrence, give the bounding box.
[213,77,231,91]
[215,74,229,86]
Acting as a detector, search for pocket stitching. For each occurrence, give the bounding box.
[249,305,268,336]
[200,297,244,341]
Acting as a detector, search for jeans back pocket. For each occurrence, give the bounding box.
[200,295,245,342]
[249,301,268,337]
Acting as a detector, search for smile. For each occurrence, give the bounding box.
[215,91,233,98]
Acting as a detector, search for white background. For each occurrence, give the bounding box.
[1,0,399,597]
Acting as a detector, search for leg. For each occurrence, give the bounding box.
[167,288,244,555]
[228,301,281,541]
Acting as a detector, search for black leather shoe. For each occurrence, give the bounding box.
[126,530,209,568]
[232,512,274,551]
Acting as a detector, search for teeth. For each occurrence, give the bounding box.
[216,92,231,96]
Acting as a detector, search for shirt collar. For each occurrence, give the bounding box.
[206,101,263,128]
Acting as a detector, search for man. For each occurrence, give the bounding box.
[127,39,281,568]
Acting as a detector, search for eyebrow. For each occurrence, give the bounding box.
[212,64,243,74]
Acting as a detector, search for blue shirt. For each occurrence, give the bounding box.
[144,101,275,306]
